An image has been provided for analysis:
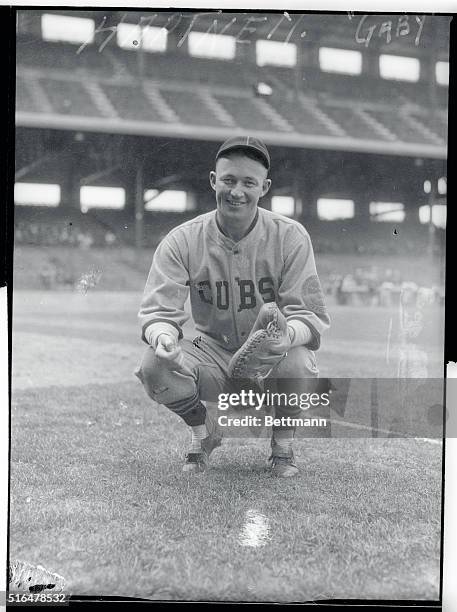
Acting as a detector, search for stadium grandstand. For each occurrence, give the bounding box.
[14,9,448,298]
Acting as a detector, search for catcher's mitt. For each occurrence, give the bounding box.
[228,302,289,384]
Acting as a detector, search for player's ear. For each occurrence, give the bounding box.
[209,171,216,191]
[261,178,272,197]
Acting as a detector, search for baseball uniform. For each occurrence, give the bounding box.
[135,206,330,426]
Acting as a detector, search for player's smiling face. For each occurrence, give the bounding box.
[210,153,271,233]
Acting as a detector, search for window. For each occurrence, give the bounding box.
[436,61,449,86]
[80,186,125,213]
[117,23,167,52]
[319,47,362,75]
[42,14,95,45]
[438,177,447,195]
[419,204,446,228]
[423,180,432,194]
[379,55,420,82]
[15,183,60,207]
[271,196,294,217]
[144,190,190,212]
[317,198,354,220]
[188,32,236,60]
[370,202,405,222]
[256,40,297,67]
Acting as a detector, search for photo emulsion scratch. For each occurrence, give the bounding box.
[11,8,449,605]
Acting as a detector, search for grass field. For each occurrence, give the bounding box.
[9,289,444,602]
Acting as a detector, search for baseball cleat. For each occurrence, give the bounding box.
[182,411,223,473]
[267,452,299,478]
[182,449,209,473]
[228,303,289,384]
[182,435,222,473]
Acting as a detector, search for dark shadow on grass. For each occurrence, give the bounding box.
[206,463,269,476]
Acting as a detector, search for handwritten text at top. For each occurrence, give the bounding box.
[76,11,427,55]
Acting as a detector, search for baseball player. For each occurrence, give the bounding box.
[135,136,330,477]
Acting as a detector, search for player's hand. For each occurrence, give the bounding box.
[155,334,193,376]
[268,316,292,355]
[269,335,291,355]
[228,304,291,381]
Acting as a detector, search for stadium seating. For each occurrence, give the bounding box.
[101,83,164,121]
[315,105,384,140]
[363,109,434,143]
[14,22,447,300]
[119,50,252,88]
[257,65,296,88]
[39,78,104,117]
[14,205,206,251]
[14,209,444,294]
[14,206,117,248]
[212,94,274,131]
[304,219,436,257]
[309,70,428,107]
[16,75,42,113]
[158,88,226,126]
[266,93,335,135]
[17,38,115,76]
[409,111,448,142]
[434,85,449,108]
[15,202,442,260]
[16,32,448,148]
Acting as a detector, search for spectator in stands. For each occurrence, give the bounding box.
[77,232,94,250]
[105,231,117,247]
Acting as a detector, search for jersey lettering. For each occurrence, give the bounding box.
[195,277,275,311]
[198,280,213,304]
[215,281,229,310]
[259,277,276,303]
[237,279,256,312]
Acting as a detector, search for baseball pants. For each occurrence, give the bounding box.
[135,332,319,431]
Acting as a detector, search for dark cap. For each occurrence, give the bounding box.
[215,136,270,170]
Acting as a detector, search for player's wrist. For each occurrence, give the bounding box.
[156,332,174,349]
[287,320,313,347]
[287,324,295,345]
[145,322,179,348]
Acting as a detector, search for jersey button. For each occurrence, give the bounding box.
[233,249,239,254]
[241,331,246,336]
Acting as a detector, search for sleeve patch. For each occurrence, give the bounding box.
[303,275,328,315]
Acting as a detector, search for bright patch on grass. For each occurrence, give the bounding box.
[239,509,270,548]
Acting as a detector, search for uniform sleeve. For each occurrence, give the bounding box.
[278,226,330,351]
[138,234,190,344]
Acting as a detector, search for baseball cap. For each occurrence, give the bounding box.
[215,136,270,170]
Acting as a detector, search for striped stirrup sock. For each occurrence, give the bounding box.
[190,424,208,452]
